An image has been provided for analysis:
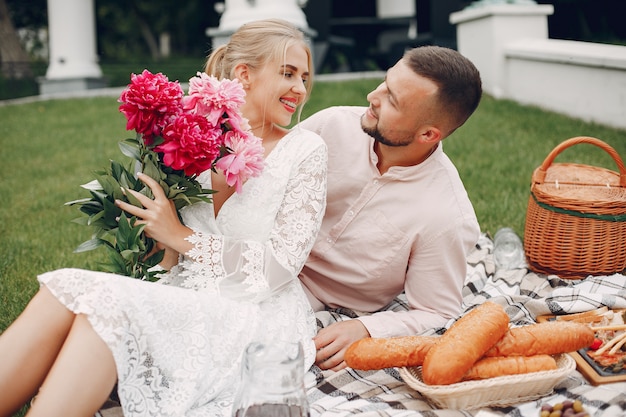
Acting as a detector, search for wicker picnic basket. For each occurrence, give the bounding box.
[523,136,626,279]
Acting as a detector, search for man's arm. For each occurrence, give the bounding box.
[315,220,478,371]
[360,221,479,336]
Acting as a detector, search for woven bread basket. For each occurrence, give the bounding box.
[524,136,626,279]
[399,354,575,410]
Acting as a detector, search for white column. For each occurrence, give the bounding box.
[40,0,104,94]
[207,0,314,49]
[450,3,553,98]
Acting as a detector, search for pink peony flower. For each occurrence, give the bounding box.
[155,112,224,177]
[214,130,265,193]
[183,72,247,126]
[118,70,184,144]
[118,69,263,192]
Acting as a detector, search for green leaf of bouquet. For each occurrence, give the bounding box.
[158,181,172,198]
[127,236,145,254]
[88,219,112,231]
[86,189,108,205]
[74,238,104,253]
[103,245,130,274]
[99,237,116,248]
[116,214,146,253]
[95,174,123,201]
[118,170,138,191]
[81,179,104,191]
[93,232,117,249]
[77,200,104,217]
[150,135,164,147]
[87,210,105,225]
[99,263,122,275]
[70,216,90,226]
[144,249,165,267]
[110,160,129,182]
[120,249,140,261]
[102,198,122,227]
[173,194,192,207]
[127,224,145,244]
[119,139,142,161]
[65,197,94,206]
[166,185,185,197]
[143,271,159,282]
[116,212,132,243]
[142,158,162,182]
[124,189,144,208]
[164,172,182,183]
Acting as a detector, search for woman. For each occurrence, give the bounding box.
[0,19,327,417]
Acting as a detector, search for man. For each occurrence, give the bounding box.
[298,45,482,371]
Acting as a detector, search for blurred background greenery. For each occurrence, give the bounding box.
[3,0,626,100]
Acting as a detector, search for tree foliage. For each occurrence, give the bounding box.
[6,0,220,63]
[96,0,219,61]
[0,0,35,78]
[5,0,46,29]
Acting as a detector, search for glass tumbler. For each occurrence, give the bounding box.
[232,341,309,417]
[493,227,526,270]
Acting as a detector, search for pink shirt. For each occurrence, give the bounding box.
[298,107,480,338]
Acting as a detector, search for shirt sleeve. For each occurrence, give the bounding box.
[172,144,327,303]
[357,218,480,337]
[297,109,323,133]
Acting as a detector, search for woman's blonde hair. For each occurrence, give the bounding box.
[204,18,314,108]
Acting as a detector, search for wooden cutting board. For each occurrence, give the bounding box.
[537,309,626,385]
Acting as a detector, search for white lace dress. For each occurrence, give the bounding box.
[38,128,327,417]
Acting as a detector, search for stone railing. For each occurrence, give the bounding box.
[450,2,626,131]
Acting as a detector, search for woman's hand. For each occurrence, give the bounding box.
[115,173,192,254]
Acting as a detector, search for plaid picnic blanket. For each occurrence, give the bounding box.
[98,234,626,417]
[307,234,626,417]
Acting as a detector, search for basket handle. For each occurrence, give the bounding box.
[534,136,626,187]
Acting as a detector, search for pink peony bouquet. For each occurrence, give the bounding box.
[67,70,264,280]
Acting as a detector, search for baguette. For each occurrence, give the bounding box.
[344,335,438,370]
[485,321,594,357]
[462,355,557,381]
[421,301,510,385]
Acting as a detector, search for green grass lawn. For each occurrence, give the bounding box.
[1,77,625,336]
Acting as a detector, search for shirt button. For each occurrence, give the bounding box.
[326,238,332,243]
[348,210,354,216]
[373,179,379,185]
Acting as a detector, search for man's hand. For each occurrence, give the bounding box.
[314,320,370,371]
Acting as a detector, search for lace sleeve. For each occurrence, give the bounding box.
[174,143,327,302]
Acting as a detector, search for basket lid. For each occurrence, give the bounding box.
[530,138,626,215]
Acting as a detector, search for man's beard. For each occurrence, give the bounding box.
[361,123,412,147]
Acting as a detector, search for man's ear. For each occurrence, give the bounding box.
[233,63,251,87]
[416,126,442,144]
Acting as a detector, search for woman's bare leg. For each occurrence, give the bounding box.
[26,314,117,417]
[0,286,74,417]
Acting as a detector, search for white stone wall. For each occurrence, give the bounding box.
[505,39,626,130]
[450,3,626,131]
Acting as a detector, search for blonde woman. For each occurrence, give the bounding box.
[0,19,326,417]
